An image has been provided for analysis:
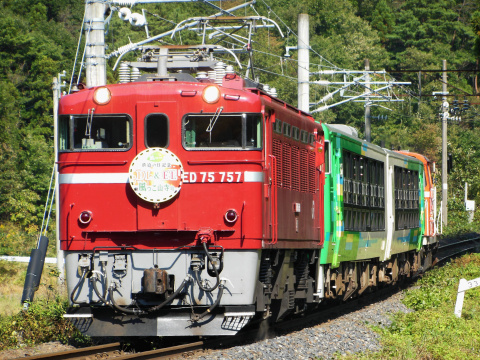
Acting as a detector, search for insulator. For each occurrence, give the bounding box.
[130,67,140,82]
[270,87,278,97]
[129,13,146,27]
[208,70,216,82]
[225,65,235,74]
[263,84,270,93]
[118,62,130,83]
[214,62,226,85]
[196,71,208,80]
[116,43,137,56]
[112,0,136,6]
[118,7,131,21]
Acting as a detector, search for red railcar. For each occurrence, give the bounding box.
[59,54,325,336]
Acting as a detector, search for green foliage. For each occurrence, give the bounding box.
[0,1,78,229]
[342,254,480,360]
[0,296,90,351]
[382,254,480,359]
[0,222,56,257]
[370,0,395,43]
[0,0,480,238]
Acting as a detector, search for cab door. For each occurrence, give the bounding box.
[265,110,278,244]
[134,101,181,230]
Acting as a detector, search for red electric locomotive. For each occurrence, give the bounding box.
[60,46,325,336]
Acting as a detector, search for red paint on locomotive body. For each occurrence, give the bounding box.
[58,77,324,252]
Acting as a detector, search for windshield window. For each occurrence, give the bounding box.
[59,114,132,151]
[183,113,262,150]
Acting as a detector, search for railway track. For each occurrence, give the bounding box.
[16,233,480,360]
[14,342,123,360]
[15,341,204,360]
[435,232,480,265]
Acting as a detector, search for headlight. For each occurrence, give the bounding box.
[79,211,93,225]
[93,87,112,105]
[224,209,238,224]
[202,85,221,104]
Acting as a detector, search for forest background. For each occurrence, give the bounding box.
[1,0,480,254]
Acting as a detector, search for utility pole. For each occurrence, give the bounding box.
[364,59,371,142]
[85,0,107,87]
[442,60,448,226]
[53,74,65,284]
[297,14,309,112]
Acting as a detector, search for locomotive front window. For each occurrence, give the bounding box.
[145,114,168,148]
[59,115,131,151]
[183,113,262,150]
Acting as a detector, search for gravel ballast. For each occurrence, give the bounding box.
[194,291,412,360]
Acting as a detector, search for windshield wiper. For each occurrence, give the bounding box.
[205,106,223,143]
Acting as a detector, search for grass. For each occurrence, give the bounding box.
[0,262,63,317]
[0,261,89,351]
[0,221,88,351]
[341,253,480,360]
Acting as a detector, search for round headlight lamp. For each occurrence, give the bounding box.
[93,87,112,105]
[79,211,93,225]
[224,209,238,224]
[202,85,221,104]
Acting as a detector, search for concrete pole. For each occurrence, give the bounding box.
[442,60,448,226]
[364,59,371,142]
[85,0,107,87]
[53,77,65,284]
[298,14,309,112]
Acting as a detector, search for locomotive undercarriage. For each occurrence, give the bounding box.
[65,249,259,336]
[254,245,437,324]
[255,249,321,323]
[65,244,437,336]
[323,247,437,301]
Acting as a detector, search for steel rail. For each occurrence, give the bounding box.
[435,233,480,265]
[105,341,204,360]
[17,341,205,360]
[17,342,122,360]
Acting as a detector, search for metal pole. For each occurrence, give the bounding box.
[364,59,371,142]
[297,14,309,112]
[85,0,106,87]
[53,76,65,284]
[442,59,448,226]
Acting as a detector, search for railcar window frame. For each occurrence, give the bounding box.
[324,140,331,174]
[300,130,308,143]
[58,114,133,152]
[394,165,420,230]
[145,113,169,148]
[273,119,283,133]
[283,123,291,137]
[342,149,386,232]
[182,112,263,151]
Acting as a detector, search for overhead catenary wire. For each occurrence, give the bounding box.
[38,164,56,242]
[68,6,87,94]
[259,0,340,70]
[103,0,414,111]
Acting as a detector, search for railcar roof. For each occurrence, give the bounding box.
[323,123,423,164]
